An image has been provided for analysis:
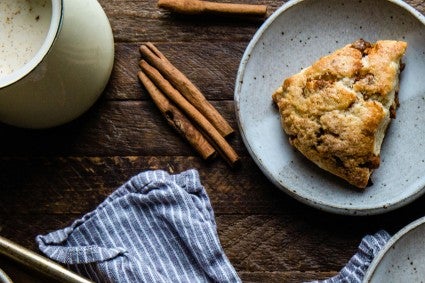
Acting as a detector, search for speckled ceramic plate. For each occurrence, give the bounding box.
[234,0,425,215]
[364,216,425,282]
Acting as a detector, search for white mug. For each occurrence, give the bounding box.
[0,0,114,128]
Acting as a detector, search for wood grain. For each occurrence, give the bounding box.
[107,42,247,100]
[0,101,242,156]
[1,0,424,282]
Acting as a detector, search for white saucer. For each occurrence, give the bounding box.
[234,0,425,215]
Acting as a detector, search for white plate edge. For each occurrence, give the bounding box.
[233,0,425,215]
[363,215,425,282]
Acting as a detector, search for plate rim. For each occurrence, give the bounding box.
[234,0,425,215]
[363,215,425,282]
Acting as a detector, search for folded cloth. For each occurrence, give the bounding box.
[36,169,241,283]
[308,230,391,283]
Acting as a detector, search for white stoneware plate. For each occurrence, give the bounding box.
[364,216,425,282]
[234,0,425,215]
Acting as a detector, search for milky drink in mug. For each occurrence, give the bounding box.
[0,0,52,79]
[0,0,115,129]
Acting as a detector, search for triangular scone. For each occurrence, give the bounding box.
[272,39,407,189]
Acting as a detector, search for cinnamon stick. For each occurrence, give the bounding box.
[139,60,240,167]
[138,71,216,160]
[158,0,268,18]
[139,43,234,138]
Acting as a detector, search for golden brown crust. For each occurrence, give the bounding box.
[272,39,407,188]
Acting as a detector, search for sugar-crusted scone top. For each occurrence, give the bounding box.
[272,39,407,189]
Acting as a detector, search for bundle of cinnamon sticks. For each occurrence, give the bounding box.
[138,43,240,167]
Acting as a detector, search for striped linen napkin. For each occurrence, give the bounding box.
[36,169,390,283]
[36,169,241,283]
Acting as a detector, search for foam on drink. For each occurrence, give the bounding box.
[0,0,52,79]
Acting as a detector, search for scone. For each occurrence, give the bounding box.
[272,39,407,189]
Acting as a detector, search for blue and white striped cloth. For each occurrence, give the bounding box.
[36,169,241,283]
[36,169,391,283]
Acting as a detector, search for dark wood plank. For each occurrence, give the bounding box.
[1,253,337,283]
[0,100,244,156]
[1,155,424,225]
[108,42,247,101]
[1,150,422,281]
[0,214,346,282]
[0,213,375,274]
[1,0,424,282]
[239,271,337,282]
[1,210,422,281]
[98,0,283,43]
[0,156,286,215]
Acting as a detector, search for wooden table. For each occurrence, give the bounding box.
[1,0,425,282]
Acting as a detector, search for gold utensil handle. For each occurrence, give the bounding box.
[0,236,93,283]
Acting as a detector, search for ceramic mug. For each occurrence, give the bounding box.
[0,0,114,128]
